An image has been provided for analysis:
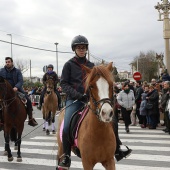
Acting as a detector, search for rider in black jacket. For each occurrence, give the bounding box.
[58,35,132,169]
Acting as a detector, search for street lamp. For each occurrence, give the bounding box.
[54,42,59,74]
[155,0,170,74]
[7,34,13,58]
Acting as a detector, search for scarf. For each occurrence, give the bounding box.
[124,89,130,94]
[47,70,54,74]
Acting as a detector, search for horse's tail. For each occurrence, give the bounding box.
[48,111,52,125]
[10,128,17,142]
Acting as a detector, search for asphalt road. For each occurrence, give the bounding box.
[0,106,170,170]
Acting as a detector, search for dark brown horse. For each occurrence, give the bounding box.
[42,79,58,135]
[0,76,27,162]
[57,63,116,170]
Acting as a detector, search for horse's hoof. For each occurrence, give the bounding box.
[8,157,13,162]
[17,157,22,162]
[3,151,8,156]
[14,146,18,150]
[46,129,50,135]
[52,130,56,134]
[43,127,46,131]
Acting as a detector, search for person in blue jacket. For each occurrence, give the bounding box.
[0,57,38,131]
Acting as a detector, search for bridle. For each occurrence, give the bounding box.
[88,86,113,121]
[0,81,16,108]
[46,79,55,95]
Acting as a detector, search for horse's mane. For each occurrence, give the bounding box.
[85,64,113,92]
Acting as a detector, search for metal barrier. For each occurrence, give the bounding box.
[30,95,40,105]
[29,93,66,107]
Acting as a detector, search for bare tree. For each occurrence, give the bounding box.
[14,58,29,74]
[131,50,159,82]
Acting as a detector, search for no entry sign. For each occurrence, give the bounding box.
[133,72,142,81]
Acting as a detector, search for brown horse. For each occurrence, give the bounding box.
[0,76,27,162]
[57,63,116,170]
[42,79,58,135]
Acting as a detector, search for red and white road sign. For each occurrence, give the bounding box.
[133,72,142,81]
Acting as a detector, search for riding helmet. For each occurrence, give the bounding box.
[47,64,54,69]
[71,35,89,51]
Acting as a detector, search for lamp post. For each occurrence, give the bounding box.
[155,0,170,74]
[7,34,13,58]
[54,42,59,74]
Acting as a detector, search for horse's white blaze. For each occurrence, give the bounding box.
[96,77,113,122]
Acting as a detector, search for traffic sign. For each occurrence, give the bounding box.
[133,71,142,81]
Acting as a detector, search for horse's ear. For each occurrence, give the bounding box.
[107,62,113,72]
[82,65,92,74]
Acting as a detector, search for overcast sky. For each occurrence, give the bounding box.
[0,0,165,78]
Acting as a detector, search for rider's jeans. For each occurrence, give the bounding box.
[63,100,84,133]
[62,99,84,156]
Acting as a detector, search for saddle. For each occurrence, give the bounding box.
[60,106,89,158]
[16,92,27,106]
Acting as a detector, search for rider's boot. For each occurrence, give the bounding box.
[27,108,38,127]
[28,114,38,127]
[113,116,132,161]
[58,132,71,169]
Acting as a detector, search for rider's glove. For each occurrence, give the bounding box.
[78,94,88,103]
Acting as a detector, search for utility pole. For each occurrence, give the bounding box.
[7,34,13,58]
[54,42,59,74]
[30,60,32,82]
[155,0,170,74]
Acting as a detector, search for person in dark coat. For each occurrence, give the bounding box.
[0,57,38,130]
[135,80,144,125]
[146,85,159,129]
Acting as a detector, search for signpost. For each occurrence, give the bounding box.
[133,71,142,81]
[43,65,47,73]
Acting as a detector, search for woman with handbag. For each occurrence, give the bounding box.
[117,82,135,133]
[146,85,159,129]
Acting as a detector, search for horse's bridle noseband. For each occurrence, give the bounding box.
[89,86,113,120]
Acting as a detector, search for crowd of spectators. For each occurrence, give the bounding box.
[114,77,170,135]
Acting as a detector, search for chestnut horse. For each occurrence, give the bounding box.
[57,63,116,170]
[0,76,27,162]
[42,79,58,135]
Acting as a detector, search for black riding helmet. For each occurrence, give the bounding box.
[47,64,54,70]
[71,35,89,51]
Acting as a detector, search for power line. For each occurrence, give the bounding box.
[0,39,74,54]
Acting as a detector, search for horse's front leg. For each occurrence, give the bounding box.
[51,115,56,134]
[81,158,94,170]
[102,158,115,170]
[4,132,13,161]
[45,115,50,135]
[16,133,22,162]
